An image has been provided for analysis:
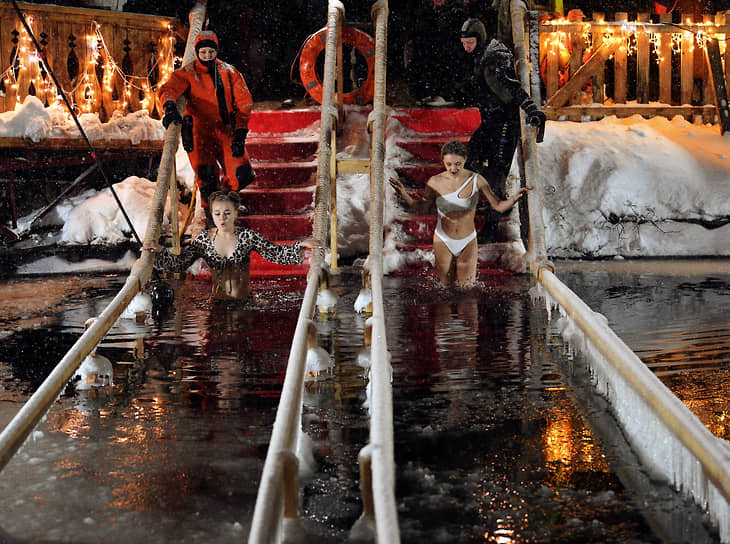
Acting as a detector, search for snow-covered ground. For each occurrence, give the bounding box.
[4,95,730,275]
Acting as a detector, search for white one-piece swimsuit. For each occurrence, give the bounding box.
[434,173,479,257]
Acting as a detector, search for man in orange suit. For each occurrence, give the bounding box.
[159,30,255,209]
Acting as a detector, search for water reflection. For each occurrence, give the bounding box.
[561,269,730,443]
[0,270,721,543]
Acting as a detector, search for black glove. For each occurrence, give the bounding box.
[181,115,194,152]
[231,128,248,157]
[521,98,546,142]
[161,100,182,129]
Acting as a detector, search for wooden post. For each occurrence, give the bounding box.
[591,13,605,105]
[547,38,622,108]
[720,12,730,98]
[702,14,714,120]
[545,31,560,99]
[658,13,673,104]
[329,129,338,270]
[703,37,730,134]
[568,24,585,105]
[169,156,180,254]
[636,13,651,104]
[680,29,694,105]
[614,13,628,104]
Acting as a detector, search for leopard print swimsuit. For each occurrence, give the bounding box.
[154,226,303,273]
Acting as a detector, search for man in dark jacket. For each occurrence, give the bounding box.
[458,17,545,242]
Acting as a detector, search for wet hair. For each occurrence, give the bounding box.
[441,140,467,159]
[208,190,240,207]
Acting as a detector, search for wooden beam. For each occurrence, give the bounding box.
[547,38,622,108]
[658,13,673,105]
[336,159,370,174]
[636,12,651,104]
[704,37,730,134]
[0,137,163,151]
[543,104,716,121]
[614,12,628,104]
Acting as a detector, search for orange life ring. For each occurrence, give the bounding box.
[299,26,375,105]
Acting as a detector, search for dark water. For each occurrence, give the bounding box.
[0,267,723,543]
[559,266,730,446]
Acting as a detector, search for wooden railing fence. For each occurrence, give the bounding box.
[540,11,730,124]
[0,2,183,121]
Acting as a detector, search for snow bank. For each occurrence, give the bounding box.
[540,115,730,257]
[0,96,164,143]
[61,176,157,245]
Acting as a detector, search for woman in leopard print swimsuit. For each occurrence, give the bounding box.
[144,191,320,302]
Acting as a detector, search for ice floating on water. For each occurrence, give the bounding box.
[296,429,317,479]
[304,320,334,380]
[362,379,372,413]
[354,287,372,314]
[356,317,374,372]
[354,268,373,314]
[73,318,113,390]
[74,353,113,390]
[120,292,152,320]
[316,269,338,315]
[316,287,337,315]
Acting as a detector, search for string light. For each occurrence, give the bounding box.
[1,14,175,118]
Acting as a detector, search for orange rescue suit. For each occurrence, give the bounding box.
[159,55,254,205]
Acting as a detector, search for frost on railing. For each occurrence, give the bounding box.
[530,278,730,543]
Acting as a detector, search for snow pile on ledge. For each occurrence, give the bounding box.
[0,96,165,143]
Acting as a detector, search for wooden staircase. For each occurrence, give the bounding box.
[240,109,320,277]
[390,108,526,275]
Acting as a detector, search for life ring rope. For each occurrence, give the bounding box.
[298,26,375,106]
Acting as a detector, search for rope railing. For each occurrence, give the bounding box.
[350,1,400,541]
[510,3,730,540]
[0,1,208,474]
[247,2,342,542]
[510,0,549,272]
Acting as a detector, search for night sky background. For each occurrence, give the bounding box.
[22,0,730,99]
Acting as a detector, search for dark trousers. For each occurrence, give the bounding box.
[465,115,520,242]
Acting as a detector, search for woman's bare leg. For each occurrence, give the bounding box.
[433,235,455,286]
[455,238,478,288]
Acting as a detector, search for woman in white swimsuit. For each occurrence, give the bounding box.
[389,140,530,287]
[143,191,321,302]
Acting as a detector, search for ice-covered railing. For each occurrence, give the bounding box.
[247,1,342,542]
[348,1,400,542]
[513,2,730,540]
[0,0,209,473]
[534,268,730,542]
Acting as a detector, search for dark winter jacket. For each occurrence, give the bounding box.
[470,39,530,122]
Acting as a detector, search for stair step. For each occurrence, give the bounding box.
[394,162,443,186]
[250,160,317,188]
[249,109,321,134]
[247,136,317,161]
[239,214,313,240]
[397,135,469,162]
[241,187,314,214]
[250,249,312,277]
[393,108,480,134]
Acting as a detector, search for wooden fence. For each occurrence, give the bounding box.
[540,11,730,124]
[0,2,183,121]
